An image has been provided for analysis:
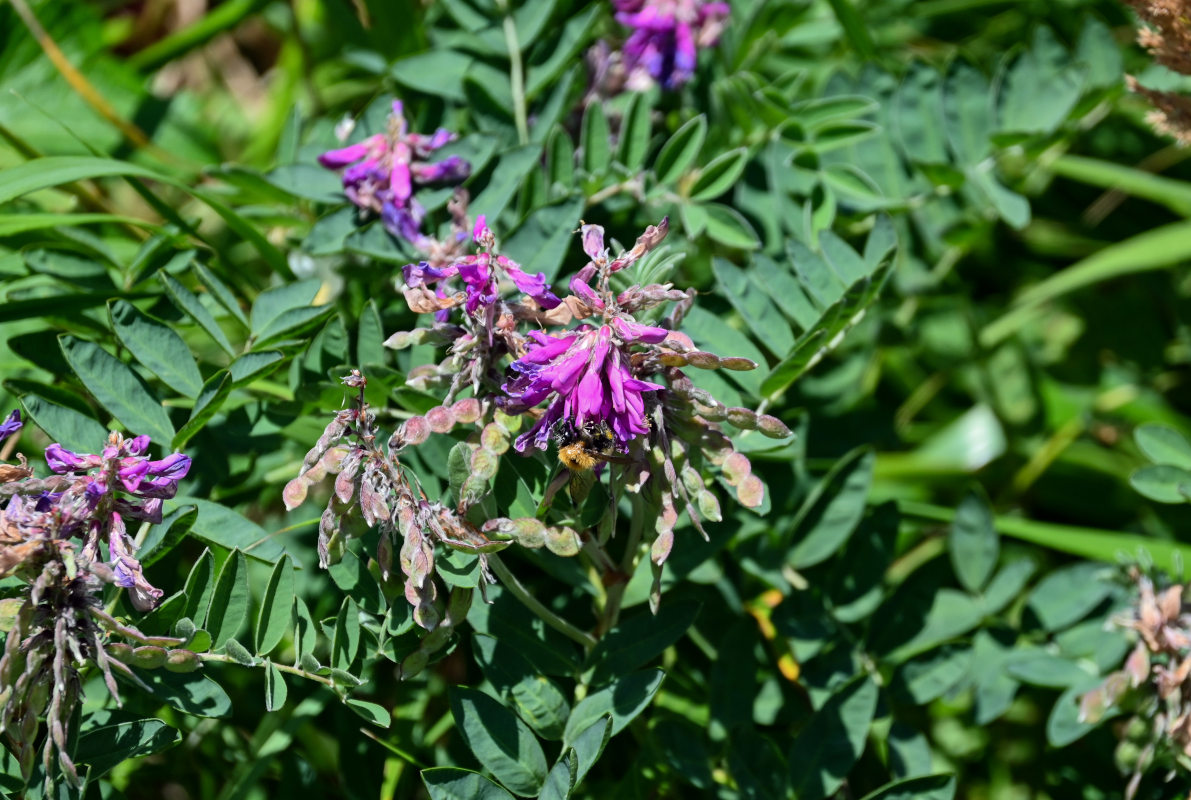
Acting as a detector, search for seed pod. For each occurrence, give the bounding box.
[737,474,765,509]
[696,490,722,523]
[282,478,309,511]
[758,414,793,439]
[725,407,756,429]
[721,452,751,485]
[106,643,134,664]
[483,517,546,549]
[544,526,581,557]
[470,448,499,481]
[131,646,168,669]
[481,423,510,454]
[165,649,201,673]
[720,357,756,371]
[685,351,720,369]
[451,398,482,424]
[426,405,455,433]
[393,415,431,449]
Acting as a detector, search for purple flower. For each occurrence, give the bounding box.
[45,434,191,507]
[318,101,471,246]
[614,0,729,90]
[0,410,21,443]
[402,217,561,315]
[503,324,665,452]
[107,512,163,612]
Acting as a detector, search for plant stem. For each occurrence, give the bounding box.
[487,553,598,650]
[498,0,530,146]
[598,494,645,635]
[198,652,335,686]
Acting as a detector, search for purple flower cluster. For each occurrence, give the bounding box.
[403,215,561,318]
[504,323,665,452]
[37,432,191,610]
[614,0,730,90]
[318,100,471,247]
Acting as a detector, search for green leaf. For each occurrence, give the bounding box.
[15,392,107,454]
[1049,153,1191,218]
[159,272,236,356]
[1046,684,1100,747]
[941,60,993,165]
[502,196,585,283]
[586,603,700,686]
[563,669,664,747]
[332,598,361,671]
[711,258,796,356]
[391,51,473,102]
[997,27,1082,135]
[473,634,570,740]
[346,699,391,728]
[168,498,286,562]
[948,490,998,592]
[787,447,874,569]
[1027,562,1114,632]
[580,102,611,176]
[618,92,653,171]
[472,145,542,222]
[468,586,580,676]
[229,351,285,386]
[857,774,956,800]
[1135,424,1191,470]
[890,645,973,705]
[194,262,249,328]
[654,116,708,185]
[703,203,760,249]
[450,687,549,796]
[256,556,296,656]
[207,550,250,651]
[59,335,175,445]
[421,768,517,800]
[183,548,216,626]
[75,718,180,779]
[124,669,232,719]
[689,148,749,202]
[787,675,878,800]
[762,261,891,397]
[977,559,1036,617]
[1130,464,1191,504]
[172,371,231,450]
[249,280,320,337]
[264,660,288,712]
[727,727,786,800]
[139,504,198,567]
[107,300,203,398]
[1005,651,1096,689]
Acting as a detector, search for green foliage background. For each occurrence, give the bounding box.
[3,0,1191,797]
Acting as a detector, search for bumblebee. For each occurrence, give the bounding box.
[552,418,619,472]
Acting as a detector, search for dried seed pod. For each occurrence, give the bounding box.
[392,416,431,449]
[685,351,721,369]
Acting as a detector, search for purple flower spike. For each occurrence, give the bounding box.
[504,325,663,452]
[108,512,163,612]
[614,0,729,90]
[317,101,470,247]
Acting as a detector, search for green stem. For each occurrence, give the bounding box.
[488,554,598,650]
[199,652,335,687]
[598,494,646,635]
[498,0,530,146]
